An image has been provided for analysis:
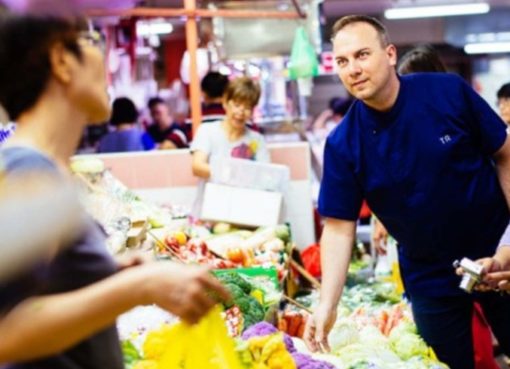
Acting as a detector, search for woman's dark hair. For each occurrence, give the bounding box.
[110,97,138,126]
[497,83,510,100]
[329,97,353,116]
[0,14,85,120]
[398,45,446,75]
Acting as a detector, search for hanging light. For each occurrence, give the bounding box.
[384,2,490,19]
[464,42,510,54]
[137,19,174,37]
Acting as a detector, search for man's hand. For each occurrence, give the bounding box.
[140,262,230,324]
[372,218,389,255]
[303,303,337,353]
[115,251,154,271]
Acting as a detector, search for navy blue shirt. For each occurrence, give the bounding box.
[319,73,509,296]
[0,147,123,369]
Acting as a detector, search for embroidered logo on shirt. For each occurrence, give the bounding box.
[439,134,451,145]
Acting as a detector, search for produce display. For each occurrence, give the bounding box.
[72,158,449,369]
[71,158,180,254]
[156,224,292,278]
[291,283,449,369]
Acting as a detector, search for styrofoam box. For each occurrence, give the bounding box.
[200,182,283,227]
[209,157,290,193]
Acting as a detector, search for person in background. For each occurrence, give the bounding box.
[304,15,510,369]
[97,97,154,153]
[497,82,510,129]
[190,77,270,218]
[312,97,353,133]
[200,71,229,123]
[397,44,446,74]
[487,82,510,292]
[191,76,269,179]
[146,97,191,149]
[0,12,229,368]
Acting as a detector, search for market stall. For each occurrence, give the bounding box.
[70,154,450,369]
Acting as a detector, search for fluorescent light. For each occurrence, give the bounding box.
[137,21,173,36]
[384,3,490,19]
[464,42,510,54]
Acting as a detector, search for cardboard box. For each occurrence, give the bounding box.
[200,183,283,227]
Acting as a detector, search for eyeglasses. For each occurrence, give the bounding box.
[78,30,105,53]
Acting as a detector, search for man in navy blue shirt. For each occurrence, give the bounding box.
[303,15,510,369]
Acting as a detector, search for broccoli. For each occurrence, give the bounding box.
[236,295,265,330]
[217,272,266,331]
[246,297,265,321]
[223,283,246,308]
[217,272,253,294]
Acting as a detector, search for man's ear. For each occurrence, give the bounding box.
[386,44,398,68]
[49,42,74,84]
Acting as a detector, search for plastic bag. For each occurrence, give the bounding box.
[288,27,319,80]
[136,306,243,369]
[301,243,321,278]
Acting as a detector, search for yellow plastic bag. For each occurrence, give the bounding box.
[141,306,243,369]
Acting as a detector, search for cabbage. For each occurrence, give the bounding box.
[406,356,449,369]
[347,361,380,369]
[275,224,291,243]
[389,332,429,361]
[388,321,417,339]
[358,326,389,348]
[312,353,345,368]
[337,343,401,368]
[329,319,360,352]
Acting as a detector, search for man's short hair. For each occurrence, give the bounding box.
[331,15,390,47]
[201,72,229,99]
[497,83,510,100]
[0,14,85,121]
[223,77,261,108]
[147,97,165,110]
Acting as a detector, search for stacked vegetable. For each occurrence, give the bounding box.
[217,271,266,333]
[238,322,338,369]
[294,283,449,369]
[157,224,292,277]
